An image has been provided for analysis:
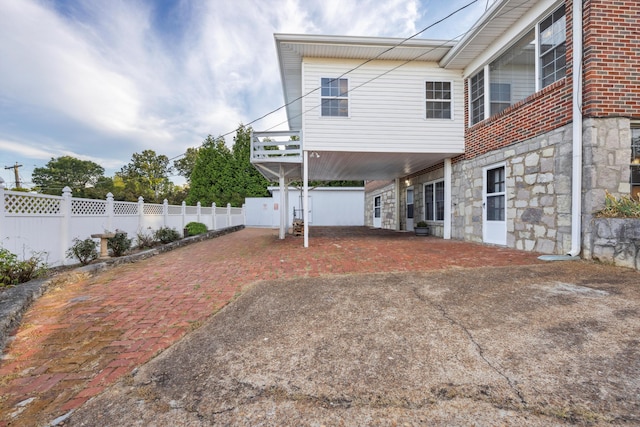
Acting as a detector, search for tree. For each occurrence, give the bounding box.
[117,150,172,203]
[186,135,234,206]
[231,125,271,204]
[173,147,200,183]
[187,125,271,207]
[32,156,105,197]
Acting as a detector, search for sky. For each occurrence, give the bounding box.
[0,0,493,189]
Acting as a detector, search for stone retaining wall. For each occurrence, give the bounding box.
[589,218,640,270]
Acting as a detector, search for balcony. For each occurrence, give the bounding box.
[250,130,302,181]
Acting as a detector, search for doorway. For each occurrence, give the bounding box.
[483,164,506,245]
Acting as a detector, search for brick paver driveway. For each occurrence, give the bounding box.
[0,227,543,426]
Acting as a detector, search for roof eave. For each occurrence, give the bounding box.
[439,0,508,68]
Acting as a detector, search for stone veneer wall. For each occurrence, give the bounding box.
[452,124,574,253]
[400,169,445,236]
[450,117,633,255]
[581,117,633,258]
[364,181,396,229]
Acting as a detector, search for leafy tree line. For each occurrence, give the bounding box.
[31,124,363,206]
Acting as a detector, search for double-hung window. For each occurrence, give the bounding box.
[539,4,566,88]
[424,181,445,221]
[321,78,348,117]
[632,126,640,200]
[426,81,452,119]
[470,71,485,126]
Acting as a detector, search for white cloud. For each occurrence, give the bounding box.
[0,0,485,187]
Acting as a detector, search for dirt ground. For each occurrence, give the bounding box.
[67,261,640,426]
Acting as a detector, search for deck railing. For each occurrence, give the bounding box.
[250,130,302,162]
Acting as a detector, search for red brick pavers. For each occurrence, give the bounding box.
[0,227,542,426]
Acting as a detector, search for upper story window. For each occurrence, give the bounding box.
[470,71,485,126]
[539,5,566,88]
[426,81,452,119]
[321,77,348,117]
[468,5,566,126]
[632,126,640,200]
[489,28,535,116]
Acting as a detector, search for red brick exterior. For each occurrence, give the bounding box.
[464,0,575,160]
[582,0,640,119]
[464,0,640,160]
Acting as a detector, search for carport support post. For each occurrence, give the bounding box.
[303,150,309,248]
[279,164,286,240]
[444,158,452,240]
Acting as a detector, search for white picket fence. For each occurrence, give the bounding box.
[0,185,245,266]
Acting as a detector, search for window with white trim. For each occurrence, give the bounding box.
[426,81,452,119]
[467,5,565,125]
[632,126,640,200]
[470,71,484,125]
[321,78,348,117]
[424,180,445,221]
[539,4,566,88]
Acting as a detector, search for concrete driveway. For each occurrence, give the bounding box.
[70,259,640,425]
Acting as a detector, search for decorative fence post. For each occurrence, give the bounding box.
[197,201,201,223]
[181,201,186,230]
[212,202,217,231]
[61,187,73,265]
[163,199,169,228]
[227,203,232,227]
[138,196,144,232]
[242,203,246,226]
[0,180,5,244]
[106,192,114,231]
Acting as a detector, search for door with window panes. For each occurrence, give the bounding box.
[406,187,414,231]
[373,196,382,228]
[483,165,506,245]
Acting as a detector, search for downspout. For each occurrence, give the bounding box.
[569,0,583,257]
[394,178,401,231]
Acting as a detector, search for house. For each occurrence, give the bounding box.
[251,0,640,257]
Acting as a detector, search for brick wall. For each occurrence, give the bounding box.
[464,0,575,159]
[582,0,640,118]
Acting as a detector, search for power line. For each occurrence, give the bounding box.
[264,1,526,132]
[167,0,480,162]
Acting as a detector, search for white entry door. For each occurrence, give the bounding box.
[373,196,382,228]
[406,187,414,231]
[483,165,506,245]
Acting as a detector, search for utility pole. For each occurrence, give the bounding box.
[4,162,23,189]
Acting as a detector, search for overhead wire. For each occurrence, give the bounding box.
[167,0,481,162]
[264,1,524,132]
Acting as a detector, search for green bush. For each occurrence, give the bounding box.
[66,238,98,265]
[136,230,157,249]
[0,248,47,286]
[595,191,640,218]
[154,227,181,244]
[108,231,132,257]
[185,222,208,236]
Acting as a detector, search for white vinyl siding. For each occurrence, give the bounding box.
[302,58,464,153]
